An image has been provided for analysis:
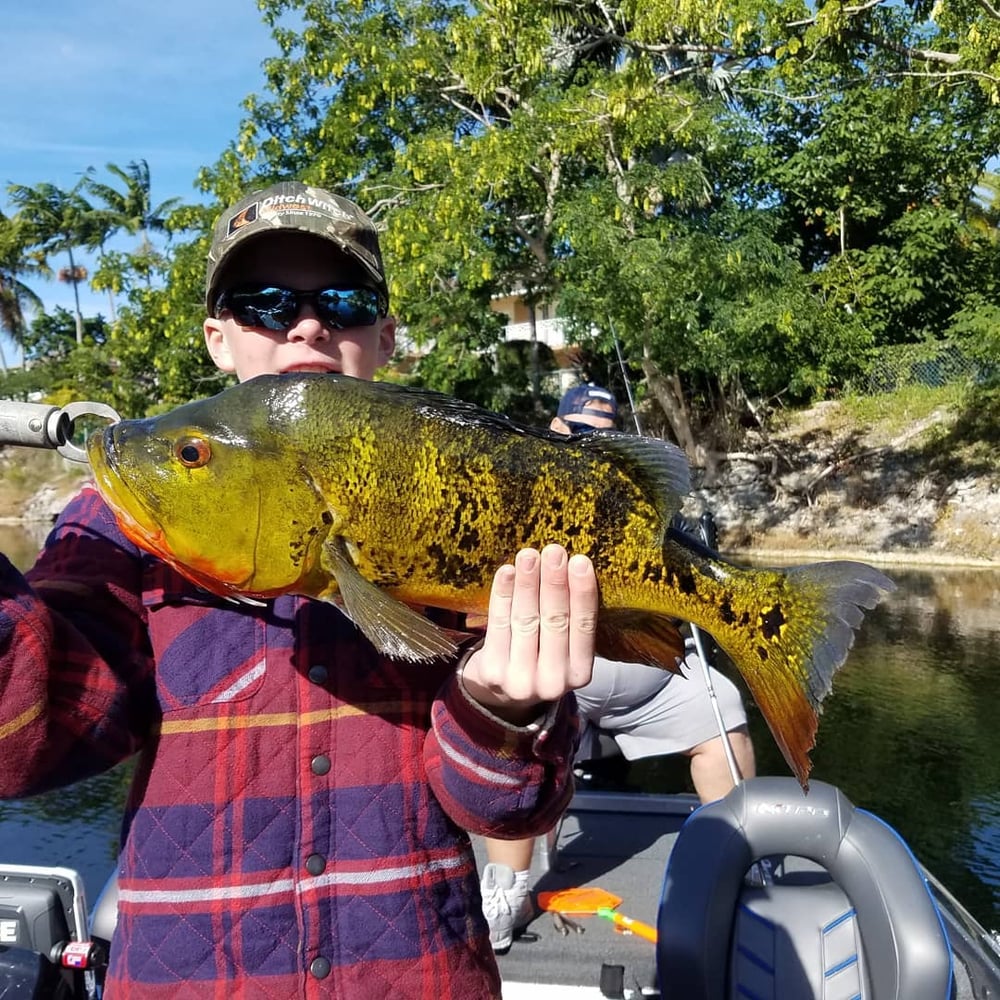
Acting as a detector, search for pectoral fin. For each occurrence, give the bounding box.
[596,611,686,671]
[321,537,458,663]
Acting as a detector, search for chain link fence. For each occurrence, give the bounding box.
[850,340,990,395]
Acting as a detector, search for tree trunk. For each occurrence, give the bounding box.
[527,297,542,415]
[67,248,84,345]
[640,350,704,466]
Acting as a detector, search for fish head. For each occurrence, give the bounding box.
[86,391,331,599]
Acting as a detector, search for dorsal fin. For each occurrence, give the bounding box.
[578,430,691,523]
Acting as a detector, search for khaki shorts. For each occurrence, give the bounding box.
[573,642,748,761]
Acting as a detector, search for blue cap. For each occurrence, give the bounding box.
[557,384,618,421]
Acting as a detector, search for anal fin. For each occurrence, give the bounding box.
[596,611,686,672]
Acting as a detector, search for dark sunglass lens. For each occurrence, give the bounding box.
[225,287,296,330]
[315,288,380,328]
[565,420,597,435]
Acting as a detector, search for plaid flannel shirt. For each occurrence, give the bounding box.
[0,485,578,998]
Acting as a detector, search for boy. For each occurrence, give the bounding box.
[0,181,597,997]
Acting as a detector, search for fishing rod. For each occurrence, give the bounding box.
[607,321,743,790]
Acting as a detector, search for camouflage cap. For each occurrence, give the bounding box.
[205,180,389,314]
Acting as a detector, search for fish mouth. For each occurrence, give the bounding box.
[87,425,172,557]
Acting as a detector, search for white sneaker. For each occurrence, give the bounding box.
[480,863,534,951]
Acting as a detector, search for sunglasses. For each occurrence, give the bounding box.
[564,417,614,435]
[216,284,387,331]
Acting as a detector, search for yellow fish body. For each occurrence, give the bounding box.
[87,372,894,786]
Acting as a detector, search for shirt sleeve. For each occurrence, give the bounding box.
[423,659,581,839]
[0,485,157,796]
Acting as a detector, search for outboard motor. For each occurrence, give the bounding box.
[657,777,953,1000]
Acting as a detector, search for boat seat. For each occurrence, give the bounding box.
[90,869,119,944]
[656,776,953,1000]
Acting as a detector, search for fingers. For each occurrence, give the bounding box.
[566,552,599,686]
[464,544,598,719]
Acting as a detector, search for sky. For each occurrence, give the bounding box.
[1,0,279,363]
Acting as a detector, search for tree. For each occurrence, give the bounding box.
[116,0,1000,432]
[84,160,182,312]
[6,179,101,345]
[0,211,47,373]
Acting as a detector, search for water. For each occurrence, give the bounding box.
[1,524,999,931]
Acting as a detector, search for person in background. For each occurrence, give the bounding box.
[479,383,757,951]
[0,181,600,998]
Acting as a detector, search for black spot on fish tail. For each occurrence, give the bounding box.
[760,604,787,641]
[756,645,769,661]
[718,597,737,625]
[642,563,663,584]
[674,570,697,596]
[321,511,334,525]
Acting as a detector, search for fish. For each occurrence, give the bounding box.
[86,372,895,787]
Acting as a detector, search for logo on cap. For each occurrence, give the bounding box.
[226,204,259,237]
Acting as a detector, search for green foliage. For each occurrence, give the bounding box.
[8,0,1000,446]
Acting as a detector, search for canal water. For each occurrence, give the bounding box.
[1,523,998,931]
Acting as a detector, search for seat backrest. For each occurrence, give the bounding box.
[89,869,120,944]
[656,777,953,1000]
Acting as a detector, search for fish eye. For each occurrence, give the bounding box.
[176,437,211,468]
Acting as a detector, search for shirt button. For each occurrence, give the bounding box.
[305,853,326,876]
[308,664,328,685]
[310,956,331,979]
[311,755,331,776]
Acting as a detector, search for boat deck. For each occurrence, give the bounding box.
[473,790,697,997]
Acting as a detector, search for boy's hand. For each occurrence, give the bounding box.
[460,544,598,725]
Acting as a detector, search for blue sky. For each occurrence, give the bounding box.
[1,1,278,362]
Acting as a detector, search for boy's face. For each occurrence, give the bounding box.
[204,231,396,383]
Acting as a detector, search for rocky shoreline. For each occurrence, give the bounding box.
[686,455,1000,569]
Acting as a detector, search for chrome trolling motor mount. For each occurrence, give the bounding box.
[0,400,121,464]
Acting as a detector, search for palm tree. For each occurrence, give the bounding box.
[6,179,98,345]
[0,211,47,372]
[85,160,181,291]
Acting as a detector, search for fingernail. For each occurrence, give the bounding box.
[541,543,565,565]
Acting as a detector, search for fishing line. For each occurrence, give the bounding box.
[608,320,643,435]
[608,317,742,789]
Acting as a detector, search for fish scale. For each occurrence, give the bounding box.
[87,372,895,787]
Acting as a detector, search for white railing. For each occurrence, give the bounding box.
[503,318,567,348]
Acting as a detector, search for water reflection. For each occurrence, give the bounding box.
[0,523,998,929]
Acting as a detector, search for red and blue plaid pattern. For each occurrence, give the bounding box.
[0,486,578,997]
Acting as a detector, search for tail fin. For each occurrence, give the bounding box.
[721,561,895,789]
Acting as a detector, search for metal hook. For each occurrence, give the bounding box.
[55,401,121,463]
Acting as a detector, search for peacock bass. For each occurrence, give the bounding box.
[86,372,895,787]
